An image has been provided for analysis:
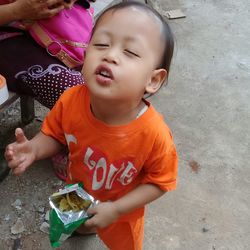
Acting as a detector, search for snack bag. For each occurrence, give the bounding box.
[49,183,97,248]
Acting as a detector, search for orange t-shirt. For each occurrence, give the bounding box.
[42,85,178,202]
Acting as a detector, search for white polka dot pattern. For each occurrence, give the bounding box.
[15,64,83,109]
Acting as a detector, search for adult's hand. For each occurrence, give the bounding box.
[0,0,64,25]
[11,0,65,21]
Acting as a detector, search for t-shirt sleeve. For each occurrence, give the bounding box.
[41,96,67,146]
[141,131,178,191]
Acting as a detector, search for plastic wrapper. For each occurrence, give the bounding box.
[49,183,98,248]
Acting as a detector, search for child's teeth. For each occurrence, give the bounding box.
[100,71,110,77]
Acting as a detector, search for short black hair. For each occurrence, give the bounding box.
[92,1,174,83]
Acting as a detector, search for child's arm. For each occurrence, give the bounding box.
[5,128,63,176]
[85,183,164,228]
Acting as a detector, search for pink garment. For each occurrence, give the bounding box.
[0,0,94,68]
[28,5,94,68]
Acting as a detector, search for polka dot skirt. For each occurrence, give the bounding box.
[15,64,84,109]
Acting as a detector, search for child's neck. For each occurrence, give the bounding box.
[90,99,147,126]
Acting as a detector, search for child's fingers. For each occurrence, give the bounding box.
[85,206,98,227]
[4,146,14,161]
[84,216,98,228]
[13,164,28,176]
[10,157,29,176]
[8,156,26,169]
[86,206,97,216]
[15,128,27,143]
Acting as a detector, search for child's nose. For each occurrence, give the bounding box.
[102,48,119,64]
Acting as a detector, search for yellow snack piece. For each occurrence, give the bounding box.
[79,199,92,210]
[59,197,71,212]
[57,192,92,212]
[66,193,79,211]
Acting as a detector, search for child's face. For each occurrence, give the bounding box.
[82,7,166,103]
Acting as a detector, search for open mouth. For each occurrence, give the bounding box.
[95,65,114,80]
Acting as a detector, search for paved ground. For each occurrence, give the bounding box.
[1,0,250,249]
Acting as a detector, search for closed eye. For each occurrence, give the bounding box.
[125,49,140,57]
[93,43,109,48]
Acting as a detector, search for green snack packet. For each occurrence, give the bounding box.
[49,183,97,248]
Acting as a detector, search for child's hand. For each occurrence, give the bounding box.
[85,201,120,228]
[5,128,36,176]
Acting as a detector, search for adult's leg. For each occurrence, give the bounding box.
[0,33,84,109]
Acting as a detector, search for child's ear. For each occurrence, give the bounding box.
[146,69,167,94]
